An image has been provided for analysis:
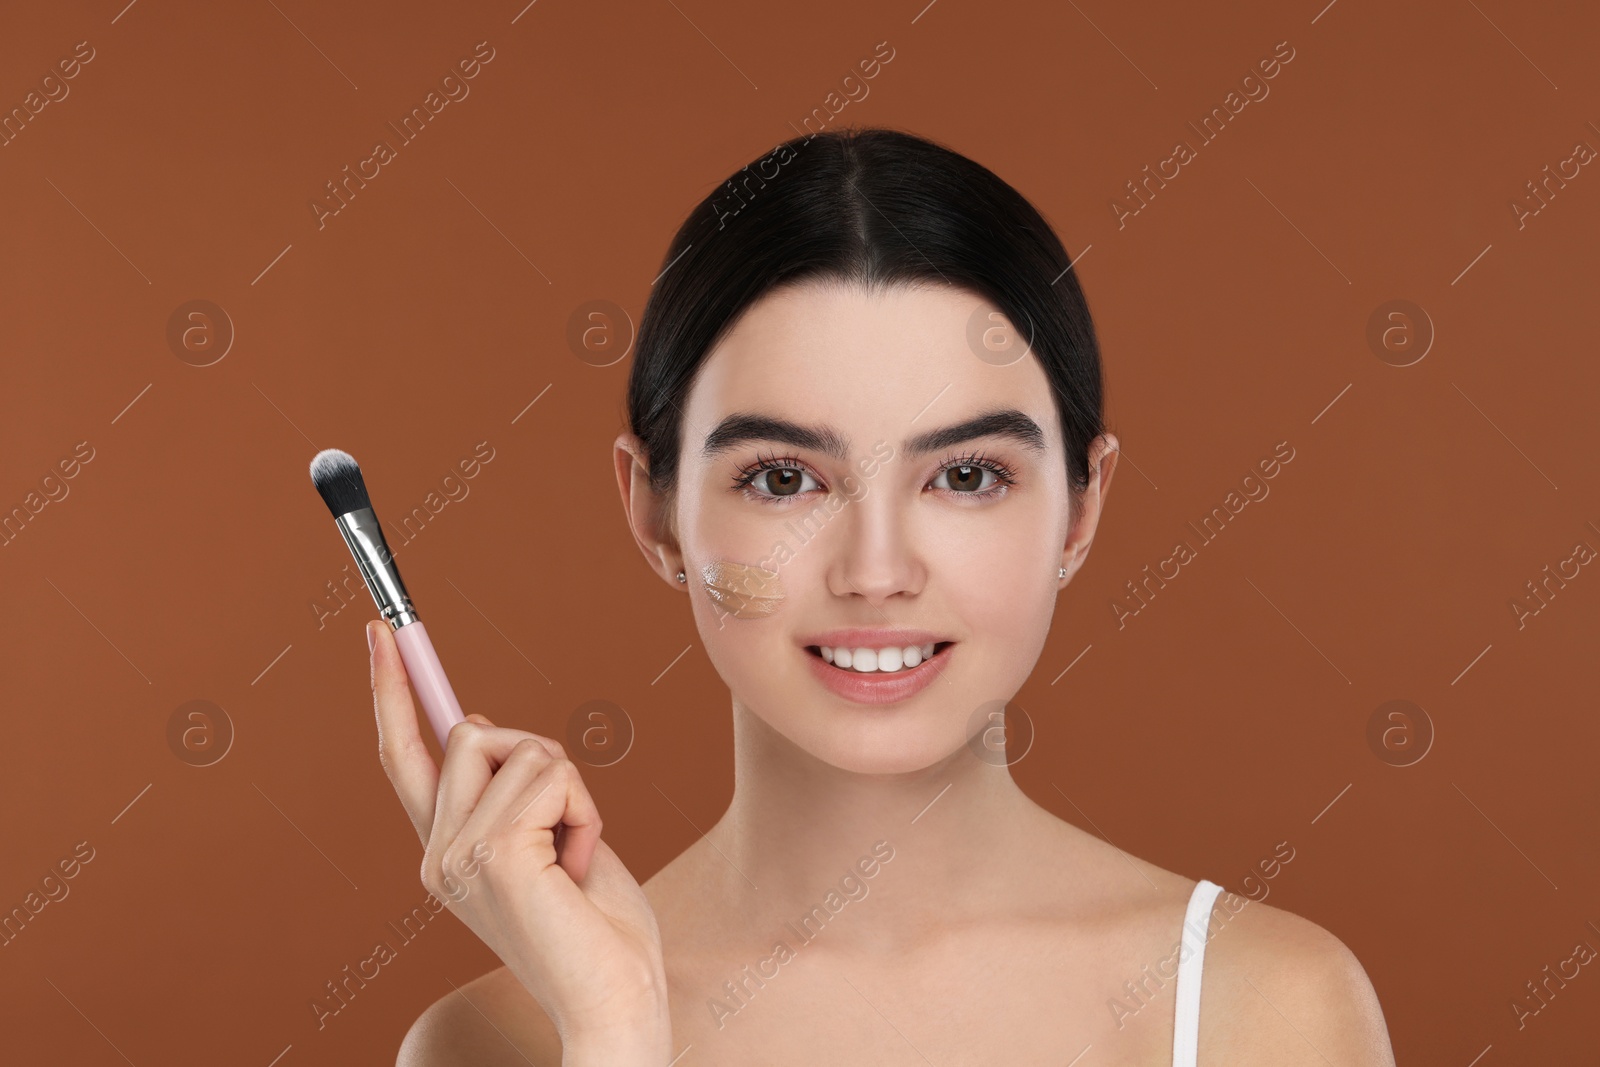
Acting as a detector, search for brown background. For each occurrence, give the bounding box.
[2,0,1597,1062]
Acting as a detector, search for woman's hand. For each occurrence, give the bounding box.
[366,620,671,1058]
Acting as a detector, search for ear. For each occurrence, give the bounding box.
[1058,432,1120,585]
[613,432,685,588]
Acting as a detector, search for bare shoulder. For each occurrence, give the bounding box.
[1198,891,1396,1065]
[396,966,561,1067]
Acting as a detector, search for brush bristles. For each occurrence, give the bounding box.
[309,448,372,517]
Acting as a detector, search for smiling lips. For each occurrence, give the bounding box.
[813,642,946,673]
[797,628,954,674]
[802,640,954,704]
[794,627,956,704]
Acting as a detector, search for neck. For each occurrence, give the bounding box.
[702,697,1050,954]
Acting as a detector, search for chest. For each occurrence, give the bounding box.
[661,926,1179,1067]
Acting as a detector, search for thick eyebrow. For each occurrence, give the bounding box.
[700,407,1048,463]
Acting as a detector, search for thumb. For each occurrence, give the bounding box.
[465,712,495,726]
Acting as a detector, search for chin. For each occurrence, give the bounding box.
[817,743,959,777]
[759,703,968,777]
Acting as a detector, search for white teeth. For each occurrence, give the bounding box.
[816,643,943,674]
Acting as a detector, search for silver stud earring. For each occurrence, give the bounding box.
[676,570,687,583]
[1058,566,1068,579]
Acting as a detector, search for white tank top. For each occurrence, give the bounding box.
[1171,879,1225,1066]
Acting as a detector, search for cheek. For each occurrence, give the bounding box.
[938,502,1052,586]
[687,556,828,711]
[935,506,1059,651]
[699,559,785,618]
[690,583,801,716]
[676,484,801,677]
[679,479,800,606]
[678,477,767,553]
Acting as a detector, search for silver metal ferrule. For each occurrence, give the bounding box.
[334,506,419,629]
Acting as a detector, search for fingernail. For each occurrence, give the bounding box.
[366,622,377,653]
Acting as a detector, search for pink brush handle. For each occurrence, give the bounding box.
[392,620,467,748]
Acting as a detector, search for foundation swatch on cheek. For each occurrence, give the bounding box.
[699,560,785,618]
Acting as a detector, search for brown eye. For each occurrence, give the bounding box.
[763,469,804,496]
[937,463,997,493]
[741,465,820,500]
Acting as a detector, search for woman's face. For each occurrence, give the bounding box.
[639,280,1111,775]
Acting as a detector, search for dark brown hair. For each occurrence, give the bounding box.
[626,125,1106,510]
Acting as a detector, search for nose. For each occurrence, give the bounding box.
[825,485,925,607]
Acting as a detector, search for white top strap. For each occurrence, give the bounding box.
[1172,879,1225,1067]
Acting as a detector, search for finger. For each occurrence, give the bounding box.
[430,722,564,863]
[436,736,561,892]
[370,619,439,845]
[510,756,603,885]
[451,752,604,886]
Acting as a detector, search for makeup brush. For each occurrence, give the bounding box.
[309,448,466,748]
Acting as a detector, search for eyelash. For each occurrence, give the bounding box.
[731,449,1018,505]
